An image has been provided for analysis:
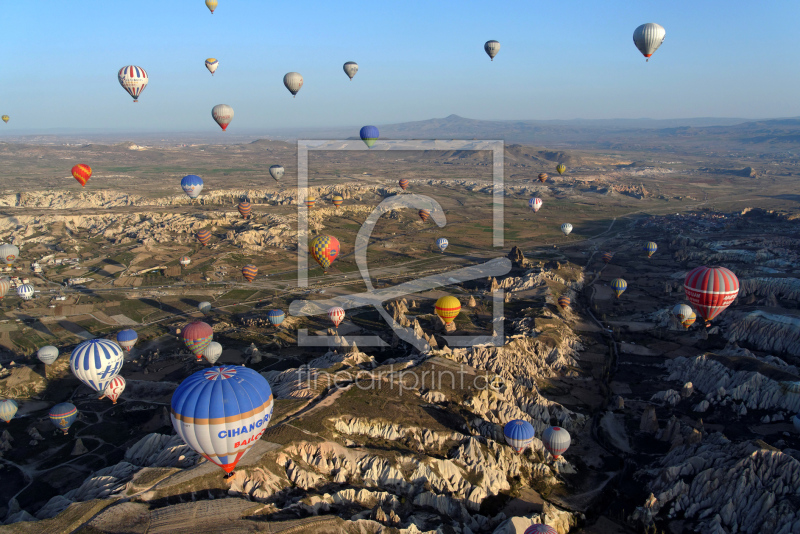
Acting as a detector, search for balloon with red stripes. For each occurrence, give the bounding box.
[683,266,739,326]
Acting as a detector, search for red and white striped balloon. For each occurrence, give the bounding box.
[102,376,126,404]
[328,306,345,328]
[683,266,739,326]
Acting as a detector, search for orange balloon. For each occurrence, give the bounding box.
[72,164,92,187]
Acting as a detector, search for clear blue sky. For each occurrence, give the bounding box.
[1,0,798,132]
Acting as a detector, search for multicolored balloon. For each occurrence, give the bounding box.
[310,235,340,272]
[180,256,191,266]
[0,243,19,267]
[116,329,138,351]
[242,264,258,282]
[343,61,359,80]
[558,296,571,309]
[70,339,124,394]
[118,66,148,102]
[542,426,571,459]
[0,278,10,298]
[435,296,461,324]
[183,321,214,359]
[205,58,219,75]
[503,419,535,453]
[399,179,409,191]
[328,306,345,328]
[269,165,285,182]
[197,229,212,246]
[237,200,252,218]
[72,164,92,187]
[683,311,697,329]
[484,40,501,61]
[283,72,303,97]
[202,341,223,364]
[305,198,316,209]
[102,376,126,404]
[49,402,78,434]
[17,284,34,300]
[360,125,379,148]
[644,241,657,258]
[181,175,204,198]
[332,195,343,209]
[673,304,695,329]
[38,345,59,365]
[529,197,543,212]
[684,266,739,327]
[0,399,18,423]
[212,104,234,131]
[538,173,548,183]
[436,237,448,253]
[611,278,627,298]
[267,309,285,326]
[524,525,557,534]
[419,209,431,222]
[171,366,274,477]
[602,252,613,264]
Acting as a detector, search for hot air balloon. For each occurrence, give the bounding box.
[116,329,138,351]
[72,164,92,187]
[435,296,461,325]
[212,104,233,131]
[683,311,697,329]
[542,426,571,459]
[558,296,571,309]
[181,175,204,198]
[524,525,557,534]
[205,0,217,13]
[1,115,8,124]
[419,209,431,222]
[205,58,219,75]
[633,23,666,62]
[0,244,19,267]
[399,179,409,191]
[538,173,548,183]
[684,266,739,327]
[183,321,213,359]
[242,264,258,282]
[529,197,543,212]
[171,365,274,477]
[198,301,212,314]
[328,306,345,328]
[332,195,344,209]
[267,310,285,326]
[0,278,9,299]
[38,345,59,365]
[672,303,692,322]
[0,399,18,423]
[180,256,191,267]
[197,229,212,246]
[102,376,126,404]
[360,126,379,148]
[70,339,124,394]
[50,402,78,434]
[503,419,535,453]
[602,252,613,264]
[611,278,627,298]
[237,200,252,219]
[269,165,285,181]
[644,241,657,258]
[283,72,303,97]
[436,238,449,253]
[556,164,566,176]
[484,40,500,61]
[560,223,572,236]
[310,235,340,273]
[202,341,223,364]
[118,66,148,102]
[306,198,316,209]
[343,61,358,80]
[17,284,34,300]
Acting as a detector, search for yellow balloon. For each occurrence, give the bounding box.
[205,0,218,14]
[1,116,8,124]
[435,296,461,324]
[556,164,566,175]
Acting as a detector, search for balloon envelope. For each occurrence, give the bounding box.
[556,164,566,175]
[332,195,344,208]
[538,173,548,183]
[212,104,234,131]
[561,223,572,236]
[197,230,212,246]
[267,310,285,326]
[360,126,379,148]
[633,23,666,60]
[198,301,212,314]
[558,296,571,309]
[343,61,359,80]
[611,278,627,298]
[181,175,204,198]
[0,278,10,298]
[602,252,613,264]
[503,419,535,453]
[524,525,557,534]
[103,376,126,404]
[171,365,274,474]
[644,241,658,257]
[283,72,303,96]
[205,58,218,75]
[0,243,19,266]
[72,164,92,187]
[237,200,252,218]
[49,402,78,434]
[310,235,340,272]
[435,296,461,324]
[1,115,8,124]
[269,165,285,181]
[70,339,124,393]
[529,197,543,212]
[38,345,59,365]
[484,40,500,60]
[202,341,223,364]
[328,307,345,327]
[542,426,571,458]
[399,179,409,190]
[17,284,34,300]
[180,256,191,266]
[242,264,258,282]
[183,321,213,358]
[418,209,431,222]
[684,266,739,325]
[436,237,449,252]
[0,399,18,423]
[117,329,138,351]
[205,0,217,13]
[118,65,148,102]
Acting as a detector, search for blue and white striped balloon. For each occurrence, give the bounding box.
[70,339,124,394]
[17,284,34,300]
[181,175,204,199]
[504,419,535,453]
[436,237,449,253]
[0,399,18,423]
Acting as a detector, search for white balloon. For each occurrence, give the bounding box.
[283,72,303,97]
[70,339,124,394]
[203,341,223,364]
[484,40,501,60]
[633,23,666,61]
[38,345,59,365]
[561,223,573,236]
[343,61,358,80]
[0,243,19,266]
[212,104,234,131]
